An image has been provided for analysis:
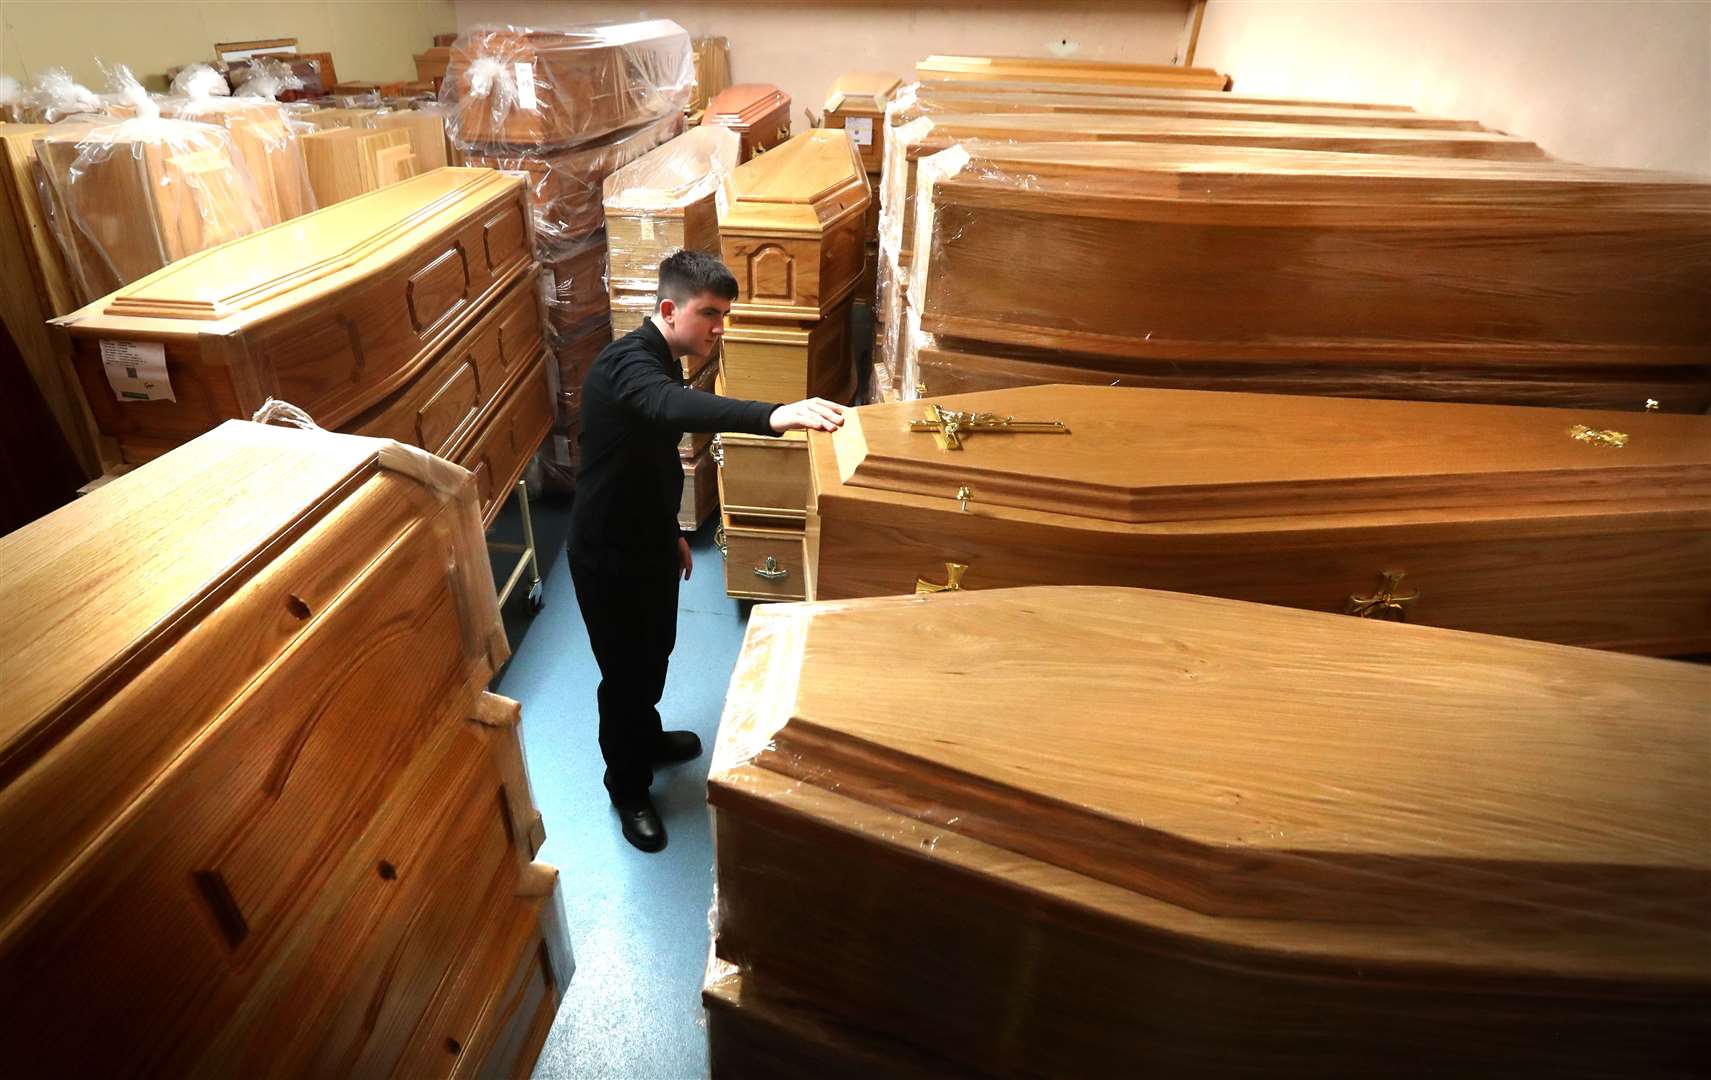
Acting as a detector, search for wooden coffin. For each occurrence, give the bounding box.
[679,354,721,458]
[159,98,316,222]
[0,420,569,1077]
[917,52,1233,91]
[702,84,792,160]
[896,88,1478,129]
[415,46,452,89]
[722,294,855,404]
[807,385,1711,655]
[463,110,682,245]
[554,317,610,411]
[822,71,902,173]
[55,167,534,465]
[914,76,1412,111]
[908,142,1711,401]
[709,586,1710,1076]
[0,123,98,476]
[444,20,693,149]
[603,125,740,293]
[458,349,555,526]
[34,118,271,303]
[362,108,450,171]
[543,232,611,343]
[680,444,719,530]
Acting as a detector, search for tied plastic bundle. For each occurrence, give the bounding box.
[21,68,104,124]
[440,20,695,150]
[33,64,270,303]
[232,57,305,102]
[161,62,316,222]
[0,75,23,123]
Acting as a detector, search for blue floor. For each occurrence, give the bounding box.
[489,494,747,1080]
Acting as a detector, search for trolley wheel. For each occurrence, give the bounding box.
[526,580,546,615]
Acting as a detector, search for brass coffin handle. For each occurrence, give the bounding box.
[753,555,788,581]
[714,524,728,559]
[711,434,725,468]
[916,562,969,595]
[1345,571,1419,621]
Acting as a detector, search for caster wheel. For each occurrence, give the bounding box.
[526,581,545,615]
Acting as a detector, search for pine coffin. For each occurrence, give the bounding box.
[603,125,740,295]
[0,421,569,1077]
[708,586,1710,1075]
[55,168,533,465]
[905,142,1711,403]
[822,71,903,173]
[805,385,1711,655]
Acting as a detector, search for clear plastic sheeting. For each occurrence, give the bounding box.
[899,138,1711,411]
[602,125,738,296]
[440,20,694,150]
[19,68,104,124]
[231,57,306,102]
[1,75,27,122]
[168,64,229,100]
[706,587,1711,1076]
[540,231,612,344]
[160,66,316,223]
[33,66,269,303]
[462,110,682,248]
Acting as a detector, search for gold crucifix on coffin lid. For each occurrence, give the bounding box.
[907,403,1070,450]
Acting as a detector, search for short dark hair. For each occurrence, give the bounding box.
[657,249,738,307]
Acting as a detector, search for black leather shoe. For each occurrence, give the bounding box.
[611,795,666,853]
[653,729,703,765]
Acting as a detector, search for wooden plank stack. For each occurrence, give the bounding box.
[916,52,1233,90]
[0,420,570,1077]
[707,585,1710,1075]
[714,129,870,599]
[54,168,551,523]
[157,94,316,223]
[442,19,695,489]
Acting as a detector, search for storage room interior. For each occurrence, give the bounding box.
[0,1,1707,1078]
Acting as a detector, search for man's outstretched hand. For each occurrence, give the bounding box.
[769,398,847,434]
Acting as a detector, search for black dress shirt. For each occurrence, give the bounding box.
[569,320,778,571]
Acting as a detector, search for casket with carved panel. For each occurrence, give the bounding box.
[54,168,533,465]
[0,420,569,1077]
[805,385,1711,655]
[707,585,1710,1076]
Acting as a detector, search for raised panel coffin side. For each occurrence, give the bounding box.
[405,242,472,336]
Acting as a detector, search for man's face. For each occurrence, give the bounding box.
[662,291,731,360]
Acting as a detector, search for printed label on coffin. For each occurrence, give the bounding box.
[406,245,471,337]
[747,244,796,304]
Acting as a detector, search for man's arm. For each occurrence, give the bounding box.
[609,349,778,436]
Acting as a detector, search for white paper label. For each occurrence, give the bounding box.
[514,62,538,110]
[100,340,175,402]
[844,116,875,147]
[640,217,656,241]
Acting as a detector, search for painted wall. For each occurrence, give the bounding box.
[1,0,458,91]
[1194,0,1711,176]
[452,1,1196,129]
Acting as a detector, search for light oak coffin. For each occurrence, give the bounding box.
[443,20,693,149]
[34,117,271,303]
[807,385,1711,655]
[680,444,718,530]
[702,83,792,160]
[55,167,534,464]
[709,586,1710,1076]
[917,53,1232,91]
[0,420,569,1077]
[603,125,740,321]
[905,142,1711,405]
[913,76,1412,112]
[822,71,902,173]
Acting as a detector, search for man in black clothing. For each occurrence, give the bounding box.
[568,249,845,853]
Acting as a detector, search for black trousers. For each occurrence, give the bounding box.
[568,550,680,801]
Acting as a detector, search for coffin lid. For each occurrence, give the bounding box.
[909,111,1544,158]
[602,124,739,212]
[713,587,1711,967]
[703,83,789,127]
[0,421,499,787]
[823,71,903,115]
[451,18,689,61]
[55,167,520,324]
[897,91,1475,131]
[928,140,1711,211]
[717,129,868,234]
[916,77,1412,111]
[828,385,1711,524]
[918,53,1225,79]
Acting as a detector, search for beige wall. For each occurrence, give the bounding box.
[1,0,458,90]
[453,1,1196,129]
[1195,0,1711,176]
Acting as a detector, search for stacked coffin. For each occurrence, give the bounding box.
[54,167,552,525]
[916,51,1233,90]
[0,420,570,1077]
[602,125,742,532]
[442,19,695,489]
[706,585,1710,1075]
[702,84,793,160]
[822,72,902,319]
[804,384,1711,656]
[714,129,870,600]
